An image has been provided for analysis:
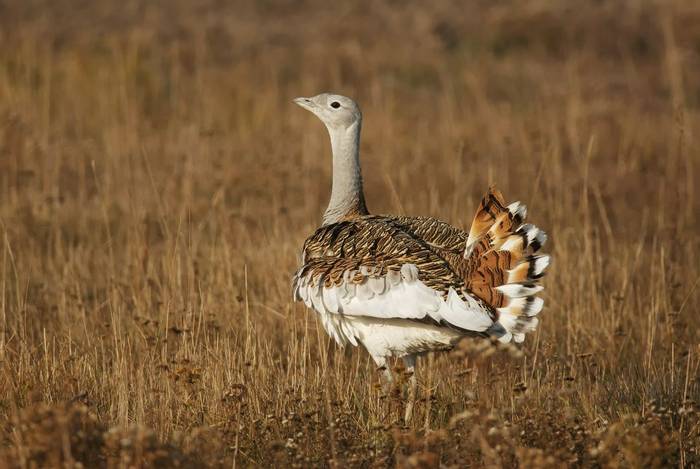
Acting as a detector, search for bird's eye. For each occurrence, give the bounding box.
[330,101,340,109]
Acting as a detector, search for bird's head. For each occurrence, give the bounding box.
[293,93,362,131]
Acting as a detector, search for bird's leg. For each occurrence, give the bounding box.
[381,366,394,392]
[374,356,393,392]
[403,354,417,425]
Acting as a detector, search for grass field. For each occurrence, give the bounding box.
[0,0,699,467]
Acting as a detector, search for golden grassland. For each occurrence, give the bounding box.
[0,0,698,467]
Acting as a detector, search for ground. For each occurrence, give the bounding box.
[0,0,698,467]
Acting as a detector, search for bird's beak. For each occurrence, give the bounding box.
[293,97,316,112]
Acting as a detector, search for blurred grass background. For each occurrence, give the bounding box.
[0,0,698,467]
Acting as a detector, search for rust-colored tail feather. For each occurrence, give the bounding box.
[464,187,549,342]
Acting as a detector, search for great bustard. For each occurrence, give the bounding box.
[292,93,549,422]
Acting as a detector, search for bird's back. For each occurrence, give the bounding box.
[298,214,472,298]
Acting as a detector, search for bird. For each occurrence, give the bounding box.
[292,93,550,423]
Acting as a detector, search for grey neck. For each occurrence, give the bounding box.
[323,120,368,225]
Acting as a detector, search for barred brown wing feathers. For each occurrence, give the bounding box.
[391,216,468,253]
[298,216,466,295]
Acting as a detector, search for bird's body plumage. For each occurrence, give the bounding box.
[293,214,491,358]
[293,191,548,362]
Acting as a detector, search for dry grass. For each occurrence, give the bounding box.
[0,0,699,467]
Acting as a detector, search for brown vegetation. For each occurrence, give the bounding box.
[0,0,698,467]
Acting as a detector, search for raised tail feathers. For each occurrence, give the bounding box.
[464,187,550,343]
